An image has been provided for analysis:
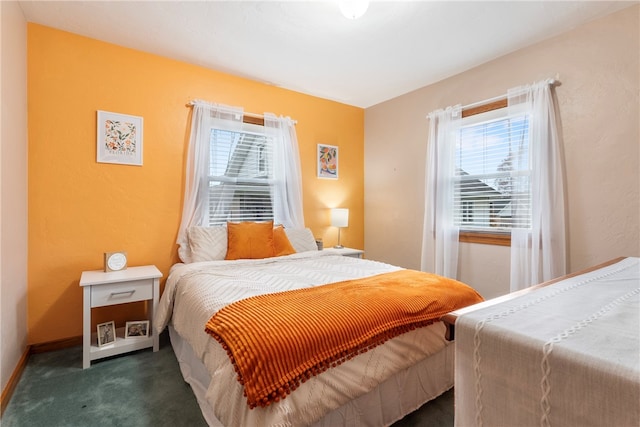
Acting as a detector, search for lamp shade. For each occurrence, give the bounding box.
[331,208,349,228]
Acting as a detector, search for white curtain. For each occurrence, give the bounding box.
[264,113,305,229]
[509,80,567,291]
[176,101,243,261]
[421,106,462,279]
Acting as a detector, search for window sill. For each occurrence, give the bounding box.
[459,231,511,246]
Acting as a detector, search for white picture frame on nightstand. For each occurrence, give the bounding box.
[125,320,149,338]
[97,321,116,347]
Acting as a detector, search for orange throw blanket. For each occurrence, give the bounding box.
[205,269,483,409]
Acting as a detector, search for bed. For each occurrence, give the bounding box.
[156,224,483,426]
[443,256,640,427]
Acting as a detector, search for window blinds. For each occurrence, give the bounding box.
[454,111,531,231]
[208,128,274,225]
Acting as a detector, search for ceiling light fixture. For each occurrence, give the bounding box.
[338,1,369,20]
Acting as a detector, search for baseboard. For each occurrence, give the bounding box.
[0,345,30,417]
[30,335,82,354]
[1,334,82,416]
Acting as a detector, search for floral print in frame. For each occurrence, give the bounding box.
[97,110,143,166]
[317,144,338,179]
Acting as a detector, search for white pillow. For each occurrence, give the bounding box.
[284,228,319,253]
[188,226,228,262]
[178,241,192,264]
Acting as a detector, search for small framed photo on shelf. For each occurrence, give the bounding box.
[125,320,149,338]
[97,321,116,347]
[97,110,143,166]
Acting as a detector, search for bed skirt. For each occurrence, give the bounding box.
[169,324,454,426]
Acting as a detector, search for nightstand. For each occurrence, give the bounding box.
[79,265,162,369]
[323,247,364,259]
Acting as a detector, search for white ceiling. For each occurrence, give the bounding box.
[18,1,634,108]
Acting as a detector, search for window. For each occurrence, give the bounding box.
[177,102,304,263]
[455,101,530,245]
[207,123,275,225]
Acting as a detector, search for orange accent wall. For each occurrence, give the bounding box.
[27,24,364,344]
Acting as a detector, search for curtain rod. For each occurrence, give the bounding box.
[460,78,559,111]
[186,100,297,124]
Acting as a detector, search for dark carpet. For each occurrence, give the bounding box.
[2,332,453,426]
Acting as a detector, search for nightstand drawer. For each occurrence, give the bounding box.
[91,280,152,308]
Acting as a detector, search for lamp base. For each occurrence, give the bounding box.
[334,226,345,250]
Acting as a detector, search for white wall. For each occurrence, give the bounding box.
[364,5,639,300]
[1,1,28,394]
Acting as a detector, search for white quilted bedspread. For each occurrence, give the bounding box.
[455,257,640,427]
[156,251,450,426]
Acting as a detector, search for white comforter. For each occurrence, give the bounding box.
[156,251,450,426]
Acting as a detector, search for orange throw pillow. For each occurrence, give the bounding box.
[225,221,276,260]
[273,226,296,257]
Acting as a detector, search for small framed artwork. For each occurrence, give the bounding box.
[97,321,116,347]
[125,320,149,338]
[97,110,143,166]
[317,144,338,179]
